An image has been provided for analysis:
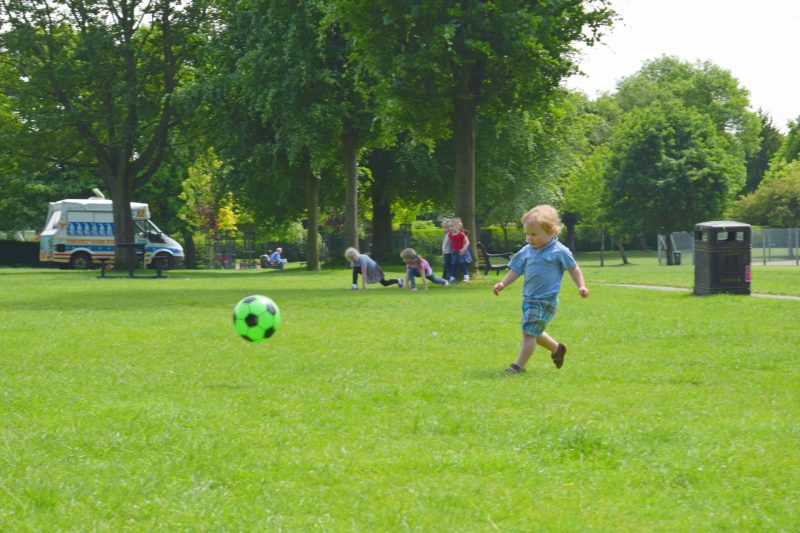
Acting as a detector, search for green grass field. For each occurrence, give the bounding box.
[575,251,800,296]
[1,263,798,531]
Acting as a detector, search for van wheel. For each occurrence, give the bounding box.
[70,252,93,270]
[150,253,174,270]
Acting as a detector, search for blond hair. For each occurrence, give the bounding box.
[400,247,420,263]
[521,205,562,236]
[344,247,360,261]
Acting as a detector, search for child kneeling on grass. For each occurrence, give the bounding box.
[345,247,403,290]
[400,248,449,291]
[493,205,589,373]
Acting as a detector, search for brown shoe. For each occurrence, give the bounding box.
[551,343,567,369]
[504,363,526,374]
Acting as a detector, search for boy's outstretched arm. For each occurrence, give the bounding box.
[569,265,589,298]
[493,270,520,296]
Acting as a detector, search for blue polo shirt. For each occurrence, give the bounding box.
[508,237,577,300]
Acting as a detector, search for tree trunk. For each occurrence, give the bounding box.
[453,95,478,275]
[306,171,321,271]
[599,225,605,267]
[343,129,359,249]
[616,239,629,264]
[371,175,393,261]
[562,213,578,252]
[181,228,196,269]
[107,175,138,271]
[665,235,675,266]
[564,220,576,252]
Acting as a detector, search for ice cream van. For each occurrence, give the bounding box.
[39,195,184,269]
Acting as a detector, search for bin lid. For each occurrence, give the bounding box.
[693,220,751,231]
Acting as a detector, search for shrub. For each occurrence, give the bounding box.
[409,228,444,257]
[478,226,525,252]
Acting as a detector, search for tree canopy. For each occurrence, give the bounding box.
[772,118,800,167]
[604,99,737,238]
[613,56,760,195]
[4,1,793,269]
[333,0,615,267]
[743,111,784,195]
[728,161,800,227]
[0,0,208,267]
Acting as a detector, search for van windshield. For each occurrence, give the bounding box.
[135,219,165,243]
[45,210,61,231]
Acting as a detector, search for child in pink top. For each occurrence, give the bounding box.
[400,248,450,291]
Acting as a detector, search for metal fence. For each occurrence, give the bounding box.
[659,228,800,266]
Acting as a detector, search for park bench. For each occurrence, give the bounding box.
[476,242,512,276]
[98,243,171,278]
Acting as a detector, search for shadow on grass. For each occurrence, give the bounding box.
[8,276,476,311]
[0,266,307,278]
[465,367,537,380]
[0,267,71,275]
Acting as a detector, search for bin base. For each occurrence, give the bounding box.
[694,286,751,296]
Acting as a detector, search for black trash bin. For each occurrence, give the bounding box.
[673,251,682,265]
[693,221,751,295]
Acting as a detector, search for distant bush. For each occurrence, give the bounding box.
[409,228,443,257]
[478,226,525,252]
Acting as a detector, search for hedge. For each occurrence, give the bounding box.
[0,241,40,267]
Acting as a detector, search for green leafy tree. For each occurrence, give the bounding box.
[334,0,615,271]
[177,149,228,268]
[614,56,760,194]
[456,90,611,256]
[728,161,800,227]
[364,137,446,260]
[136,138,205,268]
[203,0,383,268]
[771,117,800,167]
[0,44,97,231]
[0,168,95,232]
[137,69,230,270]
[561,144,609,246]
[0,85,95,231]
[475,94,586,232]
[0,0,207,268]
[549,92,619,256]
[604,99,738,264]
[742,110,785,195]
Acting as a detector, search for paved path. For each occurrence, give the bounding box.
[755,260,800,266]
[598,283,800,301]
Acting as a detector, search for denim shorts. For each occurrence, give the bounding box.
[521,295,559,337]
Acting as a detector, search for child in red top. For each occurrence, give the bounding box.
[447,217,470,282]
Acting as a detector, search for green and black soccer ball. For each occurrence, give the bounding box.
[233,295,281,342]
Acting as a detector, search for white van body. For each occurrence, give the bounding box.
[39,198,184,269]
